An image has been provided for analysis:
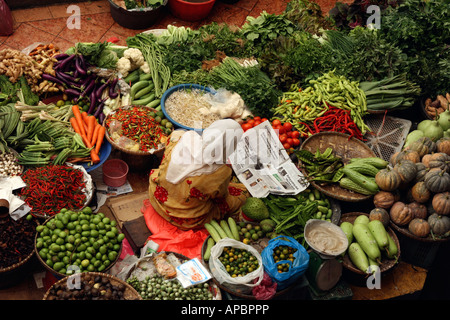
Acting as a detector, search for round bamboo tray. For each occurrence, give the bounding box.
[389,220,450,243]
[42,272,142,300]
[125,251,222,300]
[340,212,400,275]
[299,131,377,202]
[34,215,122,279]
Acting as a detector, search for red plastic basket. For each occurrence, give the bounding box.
[102,159,129,187]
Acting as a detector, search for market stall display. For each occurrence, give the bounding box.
[1,0,449,301]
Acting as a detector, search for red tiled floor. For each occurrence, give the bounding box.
[12,6,53,22]
[25,17,68,36]
[3,23,56,50]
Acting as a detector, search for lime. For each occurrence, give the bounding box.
[82,207,92,215]
[81,259,90,268]
[56,100,65,107]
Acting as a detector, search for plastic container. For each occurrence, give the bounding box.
[108,0,167,30]
[168,0,215,22]
[161,83,216,131]
[102,159,129,187]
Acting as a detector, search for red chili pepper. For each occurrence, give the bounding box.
[19,165,87,216]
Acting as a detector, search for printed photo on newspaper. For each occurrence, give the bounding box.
[229,121,309,198]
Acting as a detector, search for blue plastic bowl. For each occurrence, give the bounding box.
[81,139,112,172]
[161,84,216,131]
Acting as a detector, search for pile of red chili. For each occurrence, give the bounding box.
[105,106,166,152]
[300,106,365,140]
[19,165,87,217]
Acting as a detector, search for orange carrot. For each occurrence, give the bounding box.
[86,115,96,143]
[70,117,82,136]
[72,105,86,138]
[91,123,101,146]
[95,126,106,154]
[81,111,89,124]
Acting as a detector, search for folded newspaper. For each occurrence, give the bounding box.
[229,121,309,198]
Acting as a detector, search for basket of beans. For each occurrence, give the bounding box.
[43,272,141,300]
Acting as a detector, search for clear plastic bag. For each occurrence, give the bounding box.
[208,238,264,295]
[0,0,13,36]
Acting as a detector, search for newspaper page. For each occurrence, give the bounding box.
[229,121,309,198]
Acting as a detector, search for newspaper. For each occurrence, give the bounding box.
[229,121,309,198]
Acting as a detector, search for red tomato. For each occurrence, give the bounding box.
[279,134,288,143]
[253,120,261,127]
[292,138,301,146]
[291,131,300,139]
[253,116,261,121]
[287,131,293,138]
[283,122,293,132]
[242,123,252,131]
[286,138,294,146]
[261,118,268,122]
[247,119,255,127]
[272,119,281,127]
[283,143,291,149]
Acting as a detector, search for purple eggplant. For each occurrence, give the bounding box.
[108,78,119,99]
[56,54,76,72]
[98,112,105,124]
[42,73,65,86]
[87,91,97,114]
[93,99,106,118]
[79,78,97,100]
[75,55,87,76]
[95,80,110,101]
[54,53,70,61]
[64,88,81,97]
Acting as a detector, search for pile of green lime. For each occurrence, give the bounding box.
[148,110,173,135]
[218,246,260,278]
[272,245,296,273]
[237,222,264,244]
[35,207,124,275]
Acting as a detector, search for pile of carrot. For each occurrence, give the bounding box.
[70,105,106,164]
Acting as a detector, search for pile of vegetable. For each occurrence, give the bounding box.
[340,214,399,274]
[35,208,124,275]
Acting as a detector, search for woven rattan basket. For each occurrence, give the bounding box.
[103,105,170,171]
[42,272,142,300]
[299,132,377,202]
[340,212,400,275]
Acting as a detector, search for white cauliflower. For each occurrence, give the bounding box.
[116,57,132,77]
[140,61,150,74]
[123,48,145,69]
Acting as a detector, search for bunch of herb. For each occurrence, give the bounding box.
[281,31,334,87]
[379,0,450,97]
[329,27,410,82]
[197,22,255,58]
[329,0,402,31]
[162,41,215,74]
[208,57,282,118]
[240,11,296,54]
[284,0,334,35]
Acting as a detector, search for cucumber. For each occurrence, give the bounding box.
[227,217,240,241]
[204,223,222,242]
[339,177,376,195]
[348,242,370,273]
[349,157,389,169]
[340,221,353,246]
[368,257,379,274]
[130,80,150,101]
[385,232,398,259]
[134,83,155,100]
[344,163,380,177]
[123,69,141,83]
[203,237,215,261]
[220,219,234,239]
[354,214,370,225]
[352,222,381,262]
[210,220,228,239]
[368,220,389,249]
[342,167,380,194]
[139,72,152,81]
[133,93,156,106]
[146,99,161,109]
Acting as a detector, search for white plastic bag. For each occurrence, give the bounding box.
[209,238,264,295]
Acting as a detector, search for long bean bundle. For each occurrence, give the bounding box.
[359,74,421,111]
[127,34,171,98]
